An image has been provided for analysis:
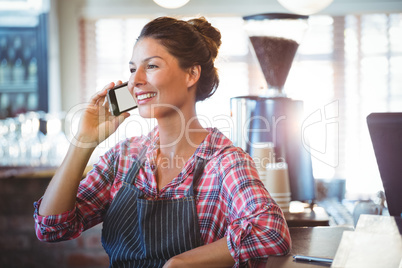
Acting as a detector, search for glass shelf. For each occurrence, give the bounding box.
[0,11,48,119]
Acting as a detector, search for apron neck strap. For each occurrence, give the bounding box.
[189,157,207,196]
[126,147,148,184]
[125,147,207,197]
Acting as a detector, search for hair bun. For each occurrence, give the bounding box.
[187,17,222,60]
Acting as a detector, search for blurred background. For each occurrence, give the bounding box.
[0,0,402,267]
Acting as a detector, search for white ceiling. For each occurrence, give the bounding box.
[81,0,402,18]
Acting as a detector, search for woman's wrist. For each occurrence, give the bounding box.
[163,237,235,268]
[163,256,186,268]
[70,133,100,150]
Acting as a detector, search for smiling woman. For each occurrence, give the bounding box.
[78,12,402,204]
[34,16,291,268]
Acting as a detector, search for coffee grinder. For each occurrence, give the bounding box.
[231,13,315,202]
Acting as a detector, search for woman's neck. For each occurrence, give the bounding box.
[157,114,208,158]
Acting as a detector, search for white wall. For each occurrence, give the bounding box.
[55,0,402,112]
[56,0,84,112]
[47,0,61,114]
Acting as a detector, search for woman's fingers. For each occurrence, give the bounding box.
[102,95,110,111]
[87,81,128,118]
[111,112,130,129]
[89,82,115,105]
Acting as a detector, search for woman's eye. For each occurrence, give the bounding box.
[130,68,136,73]
[148,64,158,69]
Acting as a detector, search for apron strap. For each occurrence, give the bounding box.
[189,157,208,196]
[125,146,148,185]
[124,147,207,196]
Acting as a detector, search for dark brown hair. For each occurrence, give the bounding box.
[138,16,222,102]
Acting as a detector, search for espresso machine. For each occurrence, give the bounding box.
[231,13,315,202]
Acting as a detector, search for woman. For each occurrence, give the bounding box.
[34,16,291,267]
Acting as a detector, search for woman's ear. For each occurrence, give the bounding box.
[187,65,201,88]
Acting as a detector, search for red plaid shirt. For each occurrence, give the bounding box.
[34,127,291,267]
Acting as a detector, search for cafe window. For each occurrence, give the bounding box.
[342,13,402,196]
[80,13,402,197]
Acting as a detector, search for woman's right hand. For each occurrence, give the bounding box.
[73,81,131,148]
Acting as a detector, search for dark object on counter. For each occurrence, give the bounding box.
[293,254,333,264]
[367,112,402,217]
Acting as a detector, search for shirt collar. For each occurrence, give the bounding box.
[143,126,233,161]
[144,126,160,165]
[194,127,233,160]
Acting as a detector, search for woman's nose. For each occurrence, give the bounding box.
[130,67,146,88]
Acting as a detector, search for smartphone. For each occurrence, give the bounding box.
[106,82,137,116]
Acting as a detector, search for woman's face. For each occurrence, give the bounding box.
[128,37,196,119]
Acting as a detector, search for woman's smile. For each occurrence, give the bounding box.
[136,91,157,103]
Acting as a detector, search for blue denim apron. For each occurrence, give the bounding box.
[101,148,205,268]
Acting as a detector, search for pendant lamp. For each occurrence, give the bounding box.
[153,0,190,9]
[277,0,333,15]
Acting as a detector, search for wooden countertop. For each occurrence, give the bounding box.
[248,226,353,268]
[0,165,93,179]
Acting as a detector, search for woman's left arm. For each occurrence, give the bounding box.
[221,153,291,264]
[163,237,235,268]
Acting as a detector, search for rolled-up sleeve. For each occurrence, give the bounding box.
[33,198,80,241]
[33,147,119,242]
[220,154,291,266]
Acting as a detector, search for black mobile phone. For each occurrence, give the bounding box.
[106,82,137,116]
